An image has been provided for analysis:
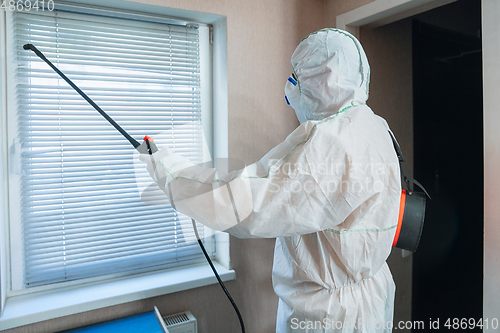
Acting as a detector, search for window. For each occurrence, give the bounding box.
[5,4,214,292]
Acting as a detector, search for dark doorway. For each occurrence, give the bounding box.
[412,0,483,329]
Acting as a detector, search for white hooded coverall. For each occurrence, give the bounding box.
[140,29,401,332]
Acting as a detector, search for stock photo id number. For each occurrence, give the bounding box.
[1,0,54,11]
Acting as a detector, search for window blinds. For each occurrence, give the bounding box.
[9,9,207,288]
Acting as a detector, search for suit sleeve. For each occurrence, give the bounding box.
[150,121,378,238]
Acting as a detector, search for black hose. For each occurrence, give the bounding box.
[191,219,246,333]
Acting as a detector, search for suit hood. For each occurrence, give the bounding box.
[288,29,370,121]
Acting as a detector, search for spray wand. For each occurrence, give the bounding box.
[23,44,156,154]
[23,44,245,333]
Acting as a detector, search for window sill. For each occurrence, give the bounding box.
[0,262,235,330]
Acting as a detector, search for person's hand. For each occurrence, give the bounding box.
[136,136,158,154]
[138,146,173,184]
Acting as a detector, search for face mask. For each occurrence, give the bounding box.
[285,74,308,124]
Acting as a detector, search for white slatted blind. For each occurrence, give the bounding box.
[8,9,208,288]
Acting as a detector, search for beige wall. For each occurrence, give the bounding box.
[2,0,326,332]
[326,0,375,27]
[481,0,500,326]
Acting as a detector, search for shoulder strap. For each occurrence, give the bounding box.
[388,131,431,199]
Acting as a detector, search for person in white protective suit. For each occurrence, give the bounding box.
[139,28,401,332]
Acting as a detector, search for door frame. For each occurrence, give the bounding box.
[336,0,457,37]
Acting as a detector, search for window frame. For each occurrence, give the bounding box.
[7,8,213,294]
[0,0,230,329]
